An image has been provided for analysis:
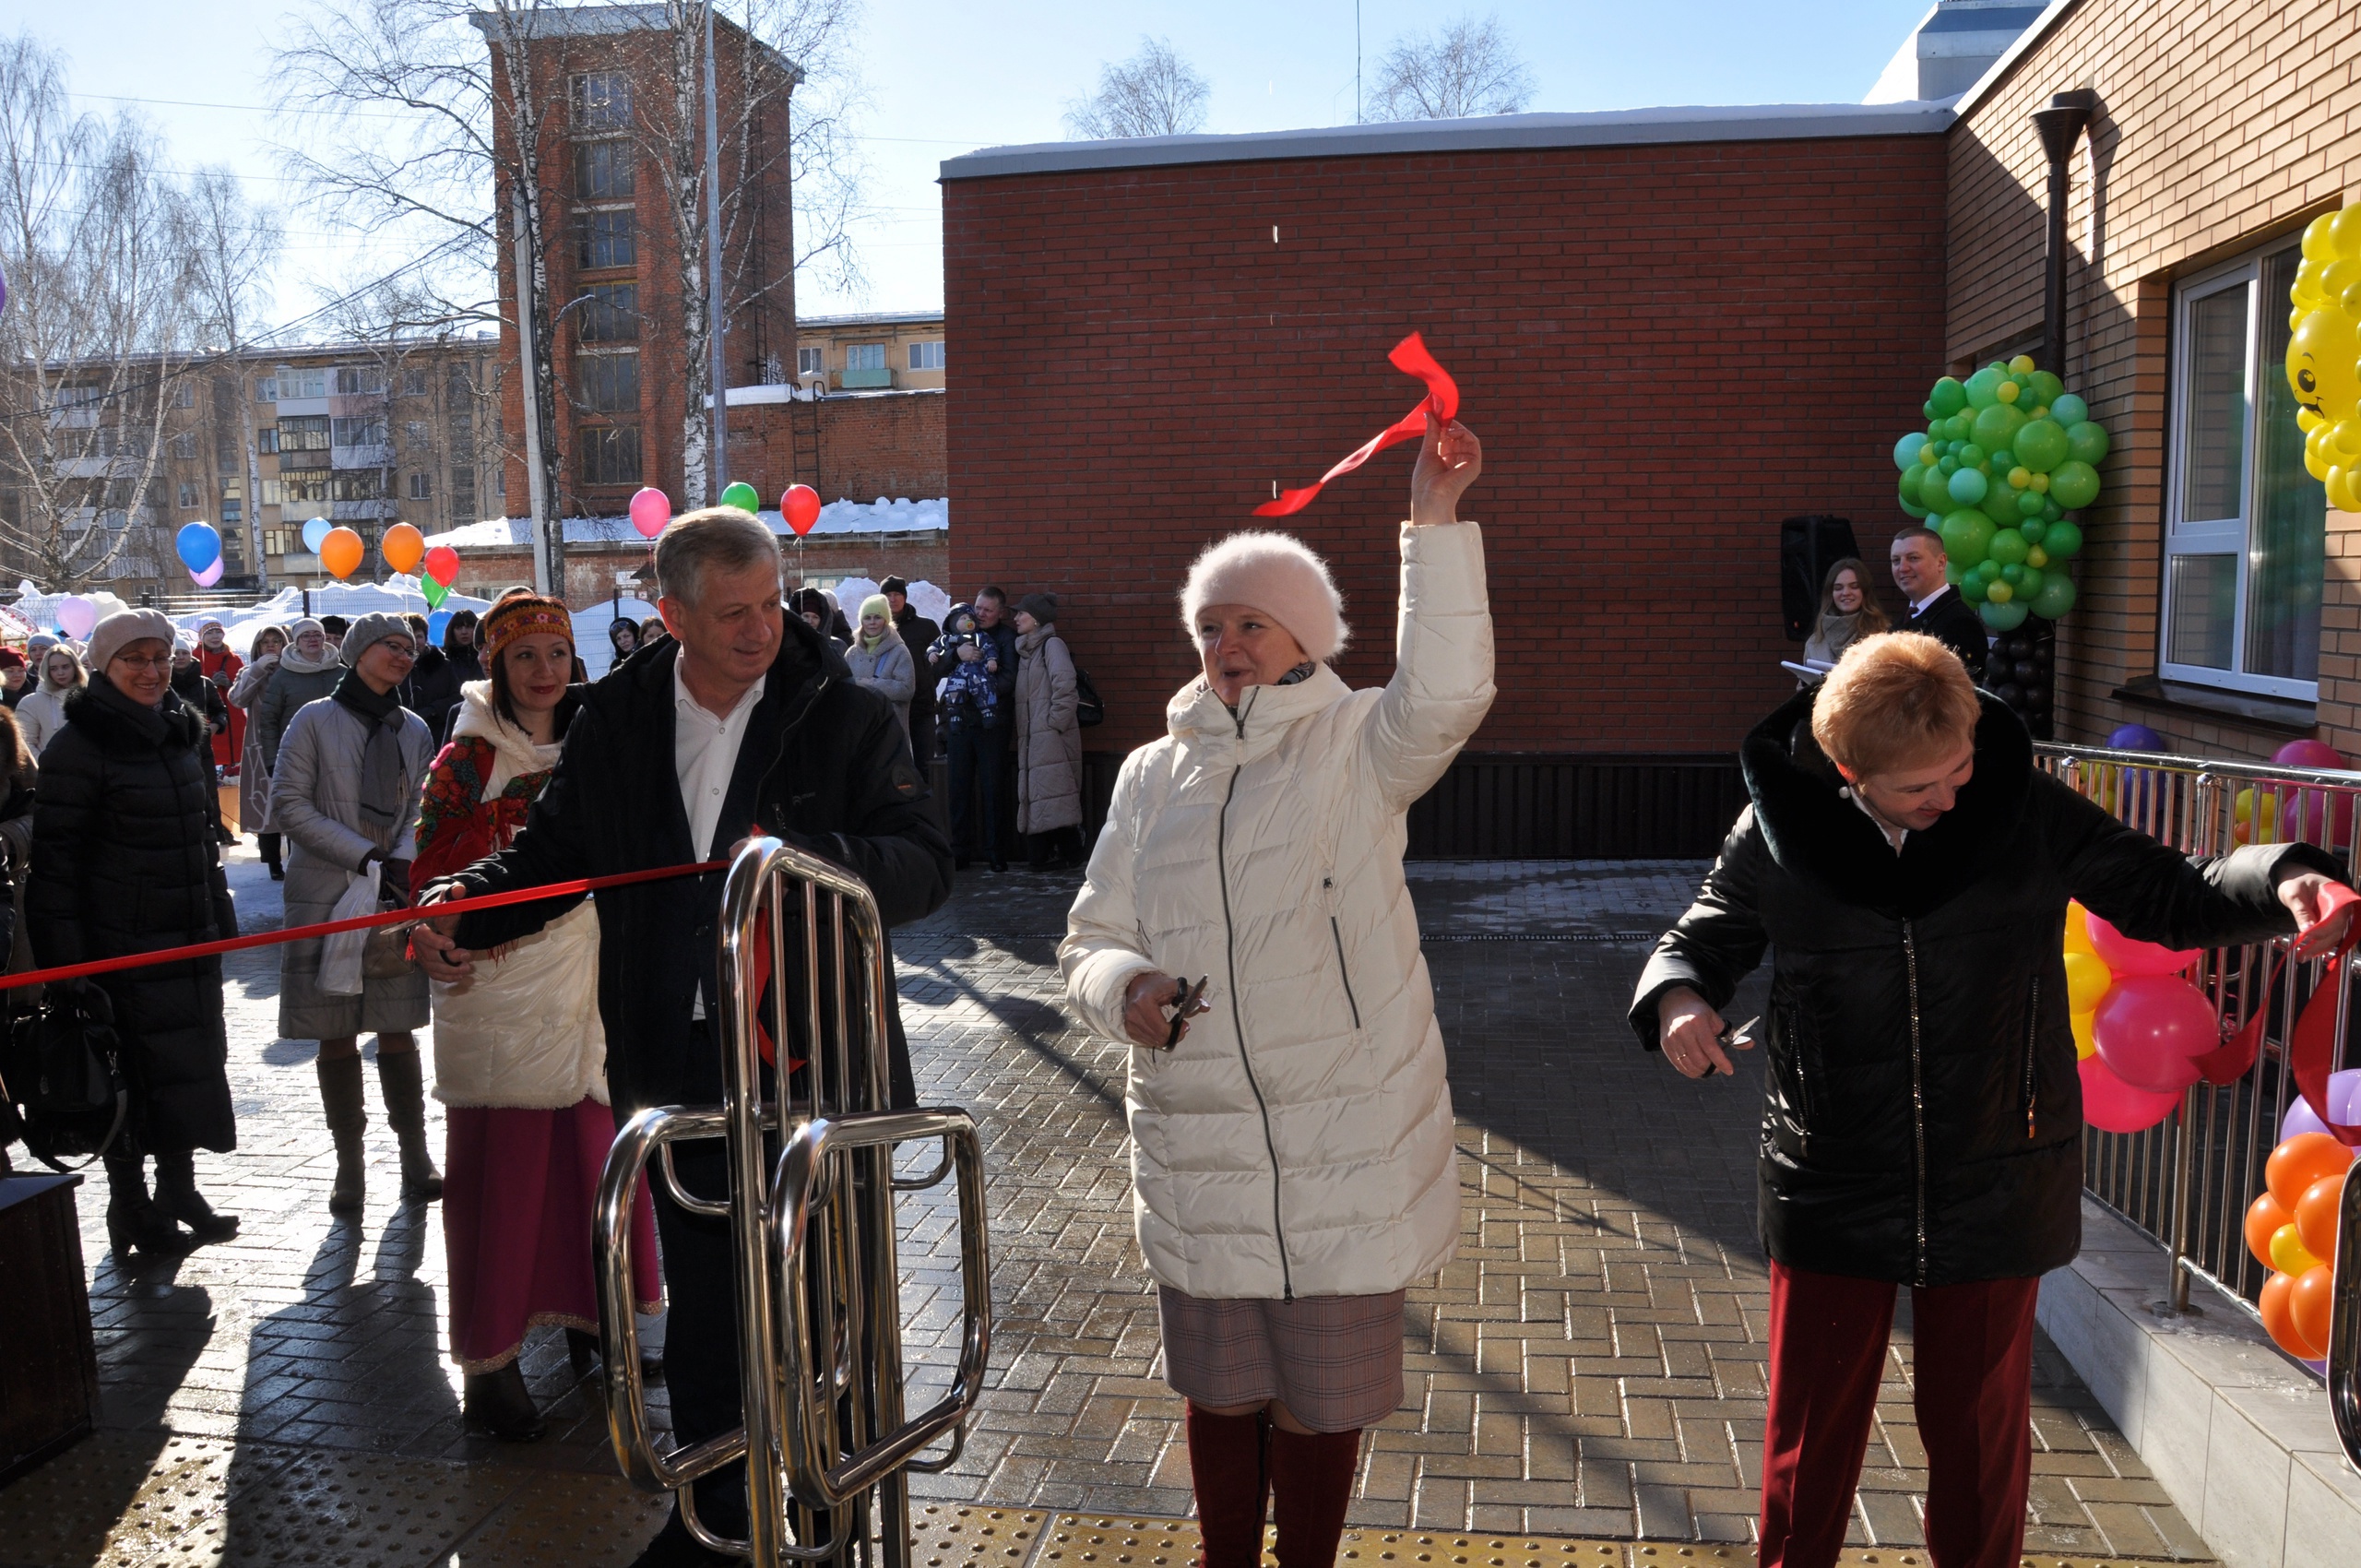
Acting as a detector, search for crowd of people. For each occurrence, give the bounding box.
[4,441,2352,1568]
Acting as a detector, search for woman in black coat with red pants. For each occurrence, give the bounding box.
[28,610,240,1258]
[1630,633,2352,1568]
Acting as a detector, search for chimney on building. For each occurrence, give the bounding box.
[1863,2,2049,103]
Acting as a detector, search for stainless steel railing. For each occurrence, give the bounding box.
[592,837,992,1566]
[2036,741,2358,1464]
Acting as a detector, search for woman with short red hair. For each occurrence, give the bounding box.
[1632,631,2353,1568]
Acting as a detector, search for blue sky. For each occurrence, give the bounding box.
[30,1,1933,329]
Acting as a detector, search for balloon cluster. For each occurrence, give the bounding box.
[627,482,825,542]
[2285,208,2361,508]
[2065,900,2213,1134]
[1984,627,2054,725]
[2233,739,2353,849]
[291,513,458,602]
[174,522,224,588]
[2246,1131,2353,1364]
[1892,354,2110,633]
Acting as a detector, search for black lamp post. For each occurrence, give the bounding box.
[2032,89,2097,370]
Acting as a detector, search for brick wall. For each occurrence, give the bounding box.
[943,135,1952,754]
[725,389,947,505]
[1948,0,2361,761]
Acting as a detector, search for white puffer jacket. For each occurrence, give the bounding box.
[421,684,610,1109]
[1062,520,1494,1299]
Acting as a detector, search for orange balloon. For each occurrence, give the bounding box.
[2265,1131,2355,1210]
[319,527,364,581]
[2245,1191,2292,1269]
[2296,1170,2347,1263]
[380,521,424,575]
[2290,1263,2335,1359]
[2260,1270,2321,1359]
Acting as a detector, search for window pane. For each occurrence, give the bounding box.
[578,350,639,413]
[2167,554,2238,668]
[2180,284,2249,523]
[581,284,639,343]
[577,141,634,200]
[2246,247,2326,682]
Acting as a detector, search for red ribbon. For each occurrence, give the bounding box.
[1253,333,1460,517]
[0,859,728,994]
[2202,880,2361,1145]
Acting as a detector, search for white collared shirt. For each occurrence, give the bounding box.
[1908,583,1953,617]
[674,656,765,1019]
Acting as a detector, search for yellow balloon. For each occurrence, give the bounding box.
[2287,309,2360,422]
[2236,787,2282,835]
[2271,1221,2321,1277]
[2334,418,2361,457]
[2071,1009,2097,1061]
[2030,471,2050,493]
[2304,213,2340,261]
[2009,466,2032,490]
[2009,353,2036,374]
[1997,379,2021,404]
[2325,258,2361,299]
[2064,900,2095,956]
[2027,545,2049,569]
[2295,256,2331,305]
[2331,466,2361,513]
[2064,951,2114,1012]
[2298,406,2325,433]
[2331,204,2361,260]
[2308,424,2337,481]
[1987,580,2014,604]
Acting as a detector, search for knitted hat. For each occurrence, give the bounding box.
[339,612,412,664]
[1179,531,1348,661]
[88,609,179,673]
[289,617,326,644]
[481,593,574,663]
[0,648,23,671]
[880,575,909,597]
[1017,592,1058,624]
[172,629,198,654]
[858,593,892,624]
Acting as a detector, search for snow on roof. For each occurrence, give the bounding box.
[423,495,948,551]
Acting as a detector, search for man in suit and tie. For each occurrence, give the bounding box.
[1891,527,1988,684]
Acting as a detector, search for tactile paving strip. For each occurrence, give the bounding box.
[140,1449,512,1566]
[0,1432,280,1568]
[908,1503,1048,1568]
[439,1469,672,1567]
[1343,1536,1630,1567]
[1031,1515,1205,1568]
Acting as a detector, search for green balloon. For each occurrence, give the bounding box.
[421,576,449,609]
[1948,468,1989,505]
[2048,459,2100,510]
[2018,517,2048,546]
[719,481,761,512]
[1991,448,2016,471]
[2029,571,2077,619]
[2013,418,2070,472]
[2015,487,2047,518]
[2066,421,2110,466]
[2042,518,2083,558]
[1929,376,1968,417]
[1972,402,2026,452]
[1986,528,2030,567]
[2028,370,2065,407]
[1956,443,1986,469]
[1916,466,1953,511]
[1900,473,1931,517]
[1981,599,2031,631]
[1960,571,1990,603]
[2041,497,2063,522]
[2000,563,2027,587]
[2050,392,2089,425]
[2016,564,2044,600]
[1975,557,2002,584]
[1940,510,1997,568]
[1964,366,2006,409]
[1981,487,2022,528]
[1947,414,1975,442]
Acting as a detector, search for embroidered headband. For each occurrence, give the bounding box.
[481,595,575,663]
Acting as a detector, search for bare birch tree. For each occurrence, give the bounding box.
[182,169,282,584]
[0,32,200,590]
[1063,37,1210,139]
[1364,14,1534,122]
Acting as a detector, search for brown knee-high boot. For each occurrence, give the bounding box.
[1187,1404,1271,1568]
[315,1054,368,1212]
[374,1049,443,1201]
[1269,1427,1360,1567]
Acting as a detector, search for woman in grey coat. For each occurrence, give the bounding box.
[252,618,343,770]
[845,593,917,738]
[1013,592,1084,866]
[227,624,288,878]
[267,613,439,1213]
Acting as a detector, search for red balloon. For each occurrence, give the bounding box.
[2272,739,2345,770]
[781,483,821,537]
[423,545,461,588]
[2085,912,2201,978]
[2079,1052,2182,1134]
[2092,974,2218,1094]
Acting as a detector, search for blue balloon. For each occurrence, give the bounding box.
[2106,723,2166,752]
[2049,393,2089,427]
[302,517,332,553]
[1892,432,1930,472]
[426,611,454,647]
[174,521,220,572]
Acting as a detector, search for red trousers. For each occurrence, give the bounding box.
[1759,1261,2039,1568]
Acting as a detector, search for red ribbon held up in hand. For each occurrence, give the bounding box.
[1254,333,1460,517]
[2200,879,2361,1146]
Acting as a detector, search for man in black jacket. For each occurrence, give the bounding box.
[1890,527,1988,683]
[414,508,950,1567]
[932,584,1019,871]
[1630,636,2349,1568]
[884,575,940,760]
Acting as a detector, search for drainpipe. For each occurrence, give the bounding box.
[2032,90,2097,369]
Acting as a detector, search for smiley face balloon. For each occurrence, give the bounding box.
[2286,307,2359,424]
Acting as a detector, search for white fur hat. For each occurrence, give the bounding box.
[1178,531,1349,662]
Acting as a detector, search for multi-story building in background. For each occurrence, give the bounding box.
[794,311,946,393]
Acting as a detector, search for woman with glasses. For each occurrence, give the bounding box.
[268,613,439,1215]
[28,611,241,1255]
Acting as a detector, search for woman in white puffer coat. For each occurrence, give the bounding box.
[1062,415,1491,1568]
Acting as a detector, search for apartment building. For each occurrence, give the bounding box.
[794,311,946,393]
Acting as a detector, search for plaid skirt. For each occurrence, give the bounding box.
[1157,1286,1407,1432]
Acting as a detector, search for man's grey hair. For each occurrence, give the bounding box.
[656,506,782,607]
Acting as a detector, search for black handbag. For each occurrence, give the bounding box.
[1074,665,1105,728]
[1,983,127,1170]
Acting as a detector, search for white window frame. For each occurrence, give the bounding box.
[2160,241,2321,702]
[845,342,886,372]
[908,340,945,371]
[797,346,825,376]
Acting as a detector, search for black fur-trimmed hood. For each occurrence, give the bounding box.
[62,679,211,755]
[1740,686,2035,920]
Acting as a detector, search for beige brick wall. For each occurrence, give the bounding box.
[1948,0,2361,762]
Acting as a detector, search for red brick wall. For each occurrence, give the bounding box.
[727,389,946,505]
[1947,0,2361,761]
[943,135,1952,754]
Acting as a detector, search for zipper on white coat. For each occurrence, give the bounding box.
[1216,690,1293,1300]
[1323,876,1361,1030]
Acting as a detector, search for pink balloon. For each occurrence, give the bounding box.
[2080,1052,2182,1134]
[2272,739,2344,770]
[628,486,670,539]
[2085,912,2201,978]
[2092,974,2219,1094]
[56,596,95,641]
[190,557,223,587]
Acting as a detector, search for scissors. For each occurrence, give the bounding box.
[1162,976,1210,1050]
[1717,1015,1761,1051]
